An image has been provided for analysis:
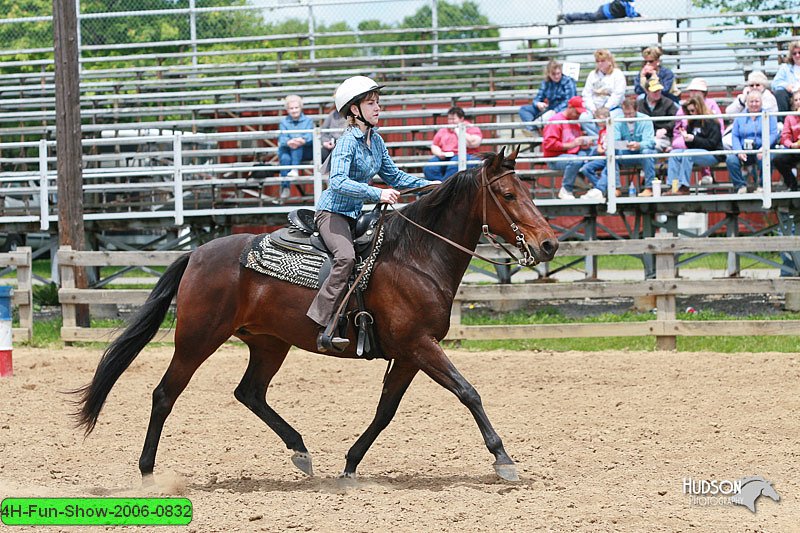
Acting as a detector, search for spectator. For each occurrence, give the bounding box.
[673,77,724,184]
[558,0,641,23]
[581,49,627,135]
[320,108,348,163]
[726,91,780,194]
[666,95,723,195]
[518,59,577,135]
[772,89,800,191]
[773,40,800,112]
[637,76,678,154]
[278,94,314,199]
[543,96,594,200]
[725,71,779,115]
[423,106,483,181]
[578,107,611,188]
[633,46,679,103]
[586,98,656,199]
[673,78,724,142]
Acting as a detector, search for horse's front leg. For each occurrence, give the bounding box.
[414,338,519,481]
[341,361,418,478]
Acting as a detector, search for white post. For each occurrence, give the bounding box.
[607,115,618,214]
[189,0,198,68]
[38,139,50,231]
[457,122,467,172]
[312,126,323,202]
[761,110,772,209]
[173,133,184,226]
[431,0,438,64]
[74,0,81,71]
[308,1,316,63]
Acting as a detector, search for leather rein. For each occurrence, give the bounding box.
[390,167,538,267]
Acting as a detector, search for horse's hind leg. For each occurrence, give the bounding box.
[342,361,418,478]
[415,340,519,481]
[139,335,227,484]
[234,336,312,476]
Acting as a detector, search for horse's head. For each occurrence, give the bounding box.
[479,147,558,266]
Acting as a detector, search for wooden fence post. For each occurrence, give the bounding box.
[16,247,33,341]
[58,245,77,344]
[654,233,677,350]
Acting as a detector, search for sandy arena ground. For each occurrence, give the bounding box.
[0,345,798,532]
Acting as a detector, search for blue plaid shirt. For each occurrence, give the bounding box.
[317,126,431,219]
[533,75,577,114]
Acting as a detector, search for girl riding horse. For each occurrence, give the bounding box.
[308,76,440,352]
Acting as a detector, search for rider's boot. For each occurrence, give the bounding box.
[317,327,349,353]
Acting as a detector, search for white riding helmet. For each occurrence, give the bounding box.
[334,76,384,116]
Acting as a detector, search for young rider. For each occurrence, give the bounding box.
[307,76,440,352]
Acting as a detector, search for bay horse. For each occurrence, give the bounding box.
[74,148,558,482]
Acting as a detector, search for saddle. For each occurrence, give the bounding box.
[270,208,381,263]
[242,208,385,360]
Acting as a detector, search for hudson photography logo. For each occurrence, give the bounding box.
[683,476,781,512]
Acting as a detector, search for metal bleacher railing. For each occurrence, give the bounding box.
[1,112,798,231]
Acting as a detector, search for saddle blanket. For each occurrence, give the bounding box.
[240,229,383,290]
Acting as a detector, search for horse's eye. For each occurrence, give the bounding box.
[503,193,515,201]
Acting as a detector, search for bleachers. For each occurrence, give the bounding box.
[0,7,797,208]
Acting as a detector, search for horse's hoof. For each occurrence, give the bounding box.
[141,473,156,488]
[291,451,314,476]
[494,463,520,482]
[336,471,358,487]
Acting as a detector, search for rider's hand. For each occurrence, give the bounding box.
[379,188,400,204]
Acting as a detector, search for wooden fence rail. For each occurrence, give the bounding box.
[0,247,33,342]
[451,234,800,349]
[57,236,800,347]
[57,247,186,342]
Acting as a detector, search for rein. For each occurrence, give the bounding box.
[391,168,535,267]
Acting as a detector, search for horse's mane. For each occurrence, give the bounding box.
[381,151,511,259]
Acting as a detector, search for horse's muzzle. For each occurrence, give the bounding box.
[520,237,558,267]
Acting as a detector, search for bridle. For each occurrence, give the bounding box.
[391,166,539,267]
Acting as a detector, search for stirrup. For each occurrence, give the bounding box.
[317,331,349,353]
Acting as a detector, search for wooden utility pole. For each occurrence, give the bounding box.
[53,0,89,326]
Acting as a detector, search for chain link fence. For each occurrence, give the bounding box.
[0,1,795,80]
[0,0,720,57]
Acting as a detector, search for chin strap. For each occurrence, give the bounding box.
[352,103,376,129]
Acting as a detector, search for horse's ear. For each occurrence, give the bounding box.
[492,146,506,170]
[488,147,506,173]
[508,145,520,161]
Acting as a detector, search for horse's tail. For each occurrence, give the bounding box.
[73,252,192,435]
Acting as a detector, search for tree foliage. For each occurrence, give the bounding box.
[357,1,498,57]
[0,0,499,68]
[691,0,799,41]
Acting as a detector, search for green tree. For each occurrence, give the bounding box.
[691,0,799,41]
[0,0,53,62]
[399,0,499,55]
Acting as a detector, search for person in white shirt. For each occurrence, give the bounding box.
[581,49,627,135]
[725,71,779,115]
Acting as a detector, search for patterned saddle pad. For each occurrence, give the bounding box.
[239,228,384,290]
